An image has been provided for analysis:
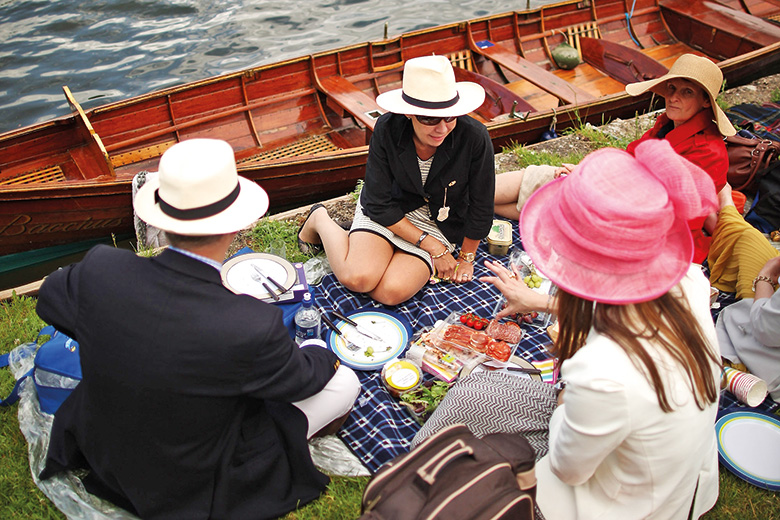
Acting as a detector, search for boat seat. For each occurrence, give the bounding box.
[470,39,596,105]
[110,141,176,168]
[238,134,341,163]
[0,165,65,186]
[448,50,538,117]
[317,75,384,131]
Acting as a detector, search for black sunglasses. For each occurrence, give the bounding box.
[415,115,457,126]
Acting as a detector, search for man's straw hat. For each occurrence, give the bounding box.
[134,139,269,236]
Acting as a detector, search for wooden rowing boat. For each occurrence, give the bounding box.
[2,0,779,256]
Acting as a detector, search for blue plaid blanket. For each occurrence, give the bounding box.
[726,103,780,142]
[312,220,556,472]
[312,221,775,473]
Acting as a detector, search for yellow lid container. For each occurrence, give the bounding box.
[381,359,422,397]
[487,220,513,256]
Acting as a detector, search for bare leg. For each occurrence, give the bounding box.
[367,252,431,306]
[298,206,429,305]
[494,170,525,219]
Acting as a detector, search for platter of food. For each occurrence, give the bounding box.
[325,308,412,371]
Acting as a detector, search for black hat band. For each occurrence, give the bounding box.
[155,183,241,221]
[401,91,459,110]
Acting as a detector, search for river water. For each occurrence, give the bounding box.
[1,0,556,289]
[1,0,549,134]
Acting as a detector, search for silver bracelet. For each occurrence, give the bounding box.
[414,231,428,248]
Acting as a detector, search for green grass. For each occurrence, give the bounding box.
[1,179,778,519]
[502,115,651,168]
[3,276,780,519]
[771,88,780,104]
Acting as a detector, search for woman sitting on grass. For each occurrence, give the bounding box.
[297,55,495,305]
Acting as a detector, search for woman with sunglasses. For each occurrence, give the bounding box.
[298,55,494,305]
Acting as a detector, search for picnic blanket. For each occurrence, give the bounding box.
[311,219,556,472]
[313,221,779,473]
[726,103,780,142]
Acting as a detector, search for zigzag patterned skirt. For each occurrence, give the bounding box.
[411,371,557,460]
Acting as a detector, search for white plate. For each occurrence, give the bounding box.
[221,253,297,302]
[326,308,411,371]
[716,411,780,491]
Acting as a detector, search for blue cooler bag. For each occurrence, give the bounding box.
[1,325,82,415]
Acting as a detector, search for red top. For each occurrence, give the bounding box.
[627,109,727,263]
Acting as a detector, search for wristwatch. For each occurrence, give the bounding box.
[458,251,475,263]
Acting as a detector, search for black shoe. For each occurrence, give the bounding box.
[297,203,325,255]
[336,219,353,231]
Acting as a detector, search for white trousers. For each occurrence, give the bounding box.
[292,365,361,438]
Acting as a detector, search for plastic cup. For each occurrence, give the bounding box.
[722,366,768,407]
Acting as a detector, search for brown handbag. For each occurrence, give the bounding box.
[359,423,536,520]
[726,134,780,194]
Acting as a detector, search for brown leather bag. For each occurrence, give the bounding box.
[359,423,536,520]
[726,134,780,194]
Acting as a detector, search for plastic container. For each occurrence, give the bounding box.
[381,359,423,397]
[487,219,513,256]
[294,292,321,345]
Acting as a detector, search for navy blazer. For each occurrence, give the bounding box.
[359,113,495,244]
[37,246,339,519]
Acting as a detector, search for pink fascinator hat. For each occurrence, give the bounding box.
[519,139,718,304]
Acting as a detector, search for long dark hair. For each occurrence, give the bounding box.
[554,288,720,412]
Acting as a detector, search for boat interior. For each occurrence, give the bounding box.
[1,0,779,191]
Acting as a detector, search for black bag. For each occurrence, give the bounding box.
[359,423,536,520]
[747,159,780,231]
[725,131,780,195]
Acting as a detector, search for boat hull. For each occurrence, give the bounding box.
[2,0,779,256]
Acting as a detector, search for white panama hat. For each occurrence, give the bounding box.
[376,55,486,117]
[133,139,269,236]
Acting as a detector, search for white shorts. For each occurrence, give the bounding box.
[292,364,360,438]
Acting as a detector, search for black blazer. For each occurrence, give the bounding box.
[359,113,495,244]
[37,246,339,519]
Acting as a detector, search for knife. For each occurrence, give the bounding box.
[251,275,279,301]
[331,310,385,343]
[252,265,285,300]
[320,312,360,352]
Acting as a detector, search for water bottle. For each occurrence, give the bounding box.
[295,292,321,345]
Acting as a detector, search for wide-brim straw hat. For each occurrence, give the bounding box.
[625,53,736,136]
[134,139,269,236]
[520,139,718,304]
[376,55,486,117]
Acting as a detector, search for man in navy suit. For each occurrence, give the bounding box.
[37,139,360,519]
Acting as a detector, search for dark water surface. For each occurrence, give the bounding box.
[0,0,547,134]
[0,0,552,289]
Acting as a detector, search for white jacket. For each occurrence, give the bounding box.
[537,266,721,519]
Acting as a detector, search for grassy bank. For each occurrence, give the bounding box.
[2,118,780,519]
